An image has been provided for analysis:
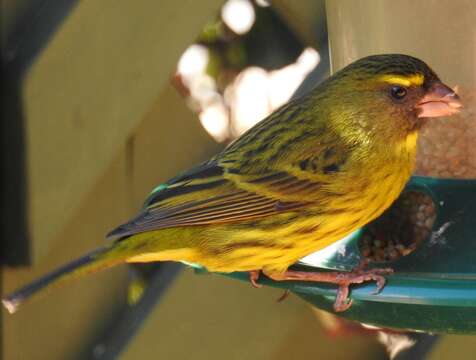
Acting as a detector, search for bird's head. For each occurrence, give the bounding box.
[320,54,462,144]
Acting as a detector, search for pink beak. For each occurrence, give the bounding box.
[416,82,462,118]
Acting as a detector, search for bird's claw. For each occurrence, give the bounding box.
[249,270,262,288]
[333,267,393,311]
[276,289,290,302]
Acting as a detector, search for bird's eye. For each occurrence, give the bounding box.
[390,85,407,100]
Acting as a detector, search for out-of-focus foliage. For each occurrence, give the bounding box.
[174,0,319,143]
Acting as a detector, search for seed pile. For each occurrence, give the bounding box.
[359,191,436,263]
[416,87,476,179]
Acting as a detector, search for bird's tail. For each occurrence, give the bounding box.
[2,245,123,314]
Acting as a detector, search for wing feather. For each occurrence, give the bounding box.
[107,162,311,239]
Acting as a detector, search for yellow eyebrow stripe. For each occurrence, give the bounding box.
[380,74,424,87]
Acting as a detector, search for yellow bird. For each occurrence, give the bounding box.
[2,54,462,313]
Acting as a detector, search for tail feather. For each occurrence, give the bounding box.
[2,246,119,313]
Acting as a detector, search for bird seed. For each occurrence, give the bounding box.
[358,191,436,263]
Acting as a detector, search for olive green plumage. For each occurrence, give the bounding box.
[2,54,459,313]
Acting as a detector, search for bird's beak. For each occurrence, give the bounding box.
[416,82,462,118]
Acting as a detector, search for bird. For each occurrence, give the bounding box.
[2,54,462,314]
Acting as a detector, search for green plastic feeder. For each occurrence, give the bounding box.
[225,176,476,334]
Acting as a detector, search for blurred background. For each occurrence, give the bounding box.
[1,0,476,359]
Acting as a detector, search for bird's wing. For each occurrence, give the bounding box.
[107,160,313,239]
[108,99,351,240]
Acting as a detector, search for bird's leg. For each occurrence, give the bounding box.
[249,270,262,288]
[264,267,393,312]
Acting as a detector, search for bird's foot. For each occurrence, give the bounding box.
[249,271,290,302]
[249,270,262,288]
[331,267,393,312]
[264,267,393,312]
[249,270,290,302]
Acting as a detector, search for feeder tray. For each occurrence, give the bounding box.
[225,176,476,334]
